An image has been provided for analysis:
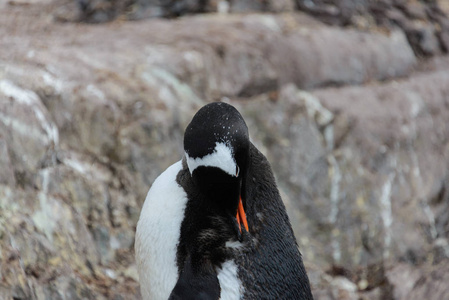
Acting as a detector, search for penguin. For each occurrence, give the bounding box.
[135,102,314,300]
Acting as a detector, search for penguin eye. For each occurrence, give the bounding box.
[236,165,240,177]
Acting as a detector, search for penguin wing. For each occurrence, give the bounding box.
[168,258,220,300]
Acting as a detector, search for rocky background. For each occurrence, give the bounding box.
[1,0,449,299]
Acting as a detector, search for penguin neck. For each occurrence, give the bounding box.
[191,166,242,216]
[175,161,244,268]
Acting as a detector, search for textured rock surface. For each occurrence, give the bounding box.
[54,0,449,58]
[296,0,449,56]
[1,1,449,299]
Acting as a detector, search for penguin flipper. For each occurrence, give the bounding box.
[169,258,220,300]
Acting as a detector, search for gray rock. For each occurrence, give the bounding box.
[54,0,449,58]
[0,138,16,186]
[387,261,449,300]
[0,80,58,180]
[405,22,441,56]
[270,28,416,88]
[312,67,449,268]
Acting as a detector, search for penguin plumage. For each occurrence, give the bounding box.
[135,102,313,300]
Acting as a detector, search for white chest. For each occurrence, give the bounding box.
[135,161,187,300]
[217,260,243,300]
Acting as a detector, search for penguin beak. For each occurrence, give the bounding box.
[236,196,249,233]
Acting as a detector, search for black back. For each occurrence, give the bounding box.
[173,102,313,299]
[169,257,220,300]
[236,143,313,299]
[174,144,313,299]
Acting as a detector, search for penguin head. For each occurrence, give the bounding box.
[183,102,250,218]
[173,102,250,300]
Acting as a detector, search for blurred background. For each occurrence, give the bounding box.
[1,0,449,299]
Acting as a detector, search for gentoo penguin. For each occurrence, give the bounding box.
[135,102,313,300]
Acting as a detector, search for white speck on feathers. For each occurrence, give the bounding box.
[225,240,244,249]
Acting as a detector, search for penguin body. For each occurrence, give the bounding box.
[135,102,313,300]
[135,161,187,299]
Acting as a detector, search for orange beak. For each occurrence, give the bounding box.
[236,196,249,233]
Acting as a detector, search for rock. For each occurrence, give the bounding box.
[401,1,427,20]
[440,0,449,16]
[294,0,449,56]
[227,0,295,13]
[53,0,449,58]
[267,0,295,12]
[313,276,359,300]
[271,28,416,88]
[229,0,266,13]
[312,67,449,268]
[2,2,449,299]
[0,138,16,186]
[438,31,449,52]
[295,0,346,26]
[0,80,58,180]
[408,262,449,300]
[387,261,449,300]
[404,21,441,56]
[55,0,298,21]
[51,12,414,96]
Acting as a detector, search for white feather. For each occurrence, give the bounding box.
[217,260,243,300]
[135,160,187,300]
[185,142,237,177]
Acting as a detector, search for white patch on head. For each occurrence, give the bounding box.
[185,142,238,177]
[135,161,187,300]
[217,260,242,300]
